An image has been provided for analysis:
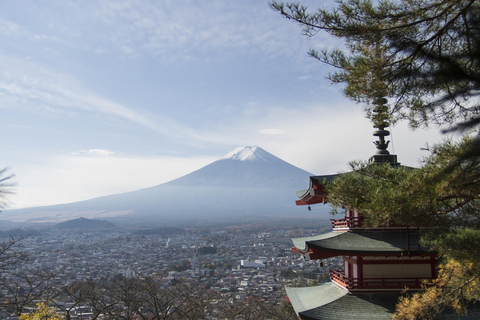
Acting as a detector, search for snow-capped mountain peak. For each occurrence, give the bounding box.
[221,146,269,162]
[4,145,318,225]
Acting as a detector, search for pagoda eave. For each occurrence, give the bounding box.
[303,246,436,259]
[286,283,399,320]
[295,195,326,206]
[295,174,340,206]
[292,247,339,260]
[292,229,436,258]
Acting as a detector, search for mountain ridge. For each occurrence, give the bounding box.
[4,146,328,226]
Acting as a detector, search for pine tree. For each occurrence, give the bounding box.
[270,0,480,129]
[271,0,480,317]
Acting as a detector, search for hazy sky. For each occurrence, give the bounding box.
[1,0,449,209]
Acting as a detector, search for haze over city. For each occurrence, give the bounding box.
[1,0,448,209]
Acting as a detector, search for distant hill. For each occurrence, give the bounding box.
[4,146,330,226]
[0,228,42,238]
[52,217,116,230]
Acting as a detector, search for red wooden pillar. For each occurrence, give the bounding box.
[357,256,363,285]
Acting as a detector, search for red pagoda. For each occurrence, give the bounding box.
[285,100,438,319]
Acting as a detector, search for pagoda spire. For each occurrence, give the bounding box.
[369,96,398,165]
[367,33,399,166]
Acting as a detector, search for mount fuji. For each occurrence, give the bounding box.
[5,146,327,226]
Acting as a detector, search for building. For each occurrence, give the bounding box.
[285,100,438,319]
[240,260,266,269]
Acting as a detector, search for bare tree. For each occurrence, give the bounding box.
[0,236,28,271]
[167,280,212,320]
[61,276,295,319]
[75,280,117,319]
[136,277,178,320]
[102,275,144,320]
[0,268,55,316]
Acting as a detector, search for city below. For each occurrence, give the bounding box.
[0,219,340,319]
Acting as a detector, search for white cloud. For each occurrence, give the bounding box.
[70,149,115,157]
[0,19,20,36]
[0,57,154,126]
[87,149,115,156]
[258,128,285,136]
[0,17,62,44]
[0,55,198,139]
[59,0,326,63]
[190,101,449,175]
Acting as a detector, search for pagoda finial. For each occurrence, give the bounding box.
[369,96,398,165]
[373,97,390,155]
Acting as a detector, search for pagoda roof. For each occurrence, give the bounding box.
[287,283,480,320]
[308,174,340,184]
[285,283,347,314]
[296,174,340,206]
[292,229,434,256]
[286,283,398,320]
[296,167,414,206]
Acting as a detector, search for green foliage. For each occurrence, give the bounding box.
[327,135,480,230]
[271,1,480,315]
[325,136,480,317]
[328,136,480,229]
[0,168,14,211]
[428,229,480,263]
[327,163,432,227]
[270,0,480,129]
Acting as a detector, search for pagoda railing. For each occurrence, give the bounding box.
[330,270,429,291]
[330,217,363,229]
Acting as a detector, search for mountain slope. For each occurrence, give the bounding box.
[52,217,116,230]
[167,145,310,188]
[5,146,323,225]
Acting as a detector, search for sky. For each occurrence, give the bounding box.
[1,0,451,209]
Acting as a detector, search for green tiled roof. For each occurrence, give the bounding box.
[291,231,347,252]
[293,229,433,255]
[287,283,480,320]
[285,283,347,314]
[299,291,399,320]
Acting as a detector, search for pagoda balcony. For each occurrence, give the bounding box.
[330,217,363,229]
[330,270,429,292]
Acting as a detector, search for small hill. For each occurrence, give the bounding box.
[0,228,42,238]
[52,217,116,230]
